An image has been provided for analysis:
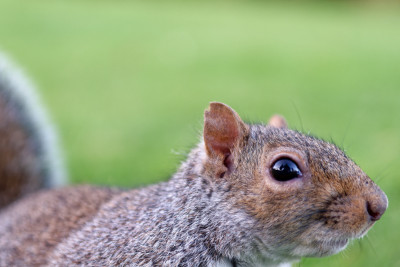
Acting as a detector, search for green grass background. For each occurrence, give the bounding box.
[0,0,399,266]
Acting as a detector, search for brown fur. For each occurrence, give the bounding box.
[0,54,65,209]
[0,94,42,208]
[0,102,388,266]
[0,186,120,266]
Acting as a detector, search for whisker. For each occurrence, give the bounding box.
[374,161,394,183]
[296,258,304,267]
[291,100,304,133]
[364,235,377,257]
[356,238,364,251]
[340,115,356,150]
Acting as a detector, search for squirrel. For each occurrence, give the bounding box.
[0,59,388,266]
[0,53,66,209]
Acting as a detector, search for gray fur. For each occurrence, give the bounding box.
[0,102,387,266]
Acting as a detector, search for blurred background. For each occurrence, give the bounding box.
[0,0,399,266]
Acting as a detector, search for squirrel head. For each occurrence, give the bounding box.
[202,102,388,260]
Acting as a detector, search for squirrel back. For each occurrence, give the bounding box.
[0,53,66,208]
[0,101,387,266]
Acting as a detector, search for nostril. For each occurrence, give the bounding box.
[366,200,385,221]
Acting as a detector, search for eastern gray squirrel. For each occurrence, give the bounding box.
[0,55,388,266]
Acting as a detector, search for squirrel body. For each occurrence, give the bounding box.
[0,57,388,266]
[0,54,65,208]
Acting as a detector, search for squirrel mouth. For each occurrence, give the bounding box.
[294,238,350,257]
[327,238,349,248]
[320,238,349,255]
[310,238,349,256]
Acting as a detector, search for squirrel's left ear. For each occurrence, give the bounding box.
[204,102,249,157]
[268,114,288,129]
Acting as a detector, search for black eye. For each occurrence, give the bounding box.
[271,158,302,182]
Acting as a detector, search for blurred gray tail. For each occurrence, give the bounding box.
[0,53,66,208]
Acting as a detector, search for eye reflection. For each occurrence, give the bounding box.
[271,158,302,182]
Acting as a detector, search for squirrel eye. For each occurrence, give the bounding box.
[271,158,302,182]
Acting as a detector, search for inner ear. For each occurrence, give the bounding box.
[268,114,288,129]
[204,102,249,171]
[223,154,234,174]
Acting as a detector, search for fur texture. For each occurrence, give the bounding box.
[0,102,387,266]
[0,53,66,208]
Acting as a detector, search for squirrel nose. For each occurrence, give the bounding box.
[366,192,388,221]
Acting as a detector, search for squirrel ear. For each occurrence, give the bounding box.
[204,102,249,157]
[268,114,288,129]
